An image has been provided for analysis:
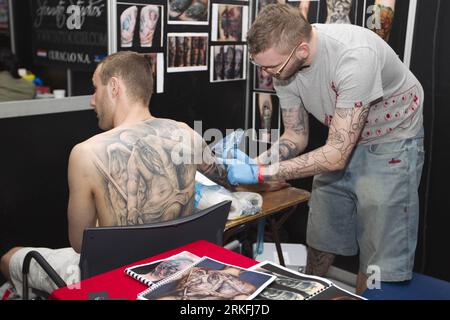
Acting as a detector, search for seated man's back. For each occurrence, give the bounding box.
[83,118,197,226]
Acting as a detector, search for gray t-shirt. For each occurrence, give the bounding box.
[274,23,423,144]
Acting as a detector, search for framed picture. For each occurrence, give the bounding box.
[288,0,321,23]
[168,0,210,25]
[117,3,164,50]
[210,44,247,82]
[211,3,249,42]
[167,33,209,72]
[252,92,282,143]
[142,52,165,93]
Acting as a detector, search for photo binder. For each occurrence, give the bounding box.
[124,251,200,287]
[249,261,366,300]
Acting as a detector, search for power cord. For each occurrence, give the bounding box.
[420,0,441,273]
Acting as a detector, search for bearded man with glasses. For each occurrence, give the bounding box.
[226,4,424,295]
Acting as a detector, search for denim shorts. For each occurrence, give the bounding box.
[306,130,425,281]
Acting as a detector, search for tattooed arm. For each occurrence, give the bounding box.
[257,104,309,165]
[67,143,97,253]
[198,139,232,189]
[178,122,232,189]
[261,104,370,181]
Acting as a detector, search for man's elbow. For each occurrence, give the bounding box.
[71,242,82,254]
[69,232,82,254]
[297,138,308,154]
[329,155,349,172]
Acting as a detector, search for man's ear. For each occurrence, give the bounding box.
[109,76,120,98]
[296,43,310,60]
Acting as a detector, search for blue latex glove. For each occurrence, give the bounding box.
[216,148,256,165]
[226,162,260,185]
[229,148,256,165]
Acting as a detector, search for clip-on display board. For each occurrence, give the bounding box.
[110,0,250,138]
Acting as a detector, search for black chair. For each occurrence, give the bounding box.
[21,200,231,299]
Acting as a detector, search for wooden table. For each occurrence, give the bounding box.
[224,187,310,267]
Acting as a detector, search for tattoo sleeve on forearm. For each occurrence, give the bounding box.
[266,105,369,181]
[259,105,309,164]
[198,141,232,188]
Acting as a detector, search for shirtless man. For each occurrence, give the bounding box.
[0,51,229,296]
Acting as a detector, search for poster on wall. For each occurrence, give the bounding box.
[288,0,320,23]
[142,52,165,93]
[168,0,210,25]
[30,0,108,70]
[167,33,208,72]
[254,66,275,93]
[317,0,361,25]
[256,0,286,15]
[361,0,409,60]
[117,2,164,51]
[255,0,320,23]
[252,92,281,143]
[211,3,249,42]
[210,44,247,82]
[0,0,8,34]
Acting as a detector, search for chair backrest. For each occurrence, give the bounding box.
[78,200,231,279]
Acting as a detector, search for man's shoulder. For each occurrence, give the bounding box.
[316,23,379,49]
[149,117,192,130]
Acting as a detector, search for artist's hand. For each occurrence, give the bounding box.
[216,148,256,165]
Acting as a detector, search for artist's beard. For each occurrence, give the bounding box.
[275,57,309,80]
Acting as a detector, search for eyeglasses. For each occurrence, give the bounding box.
[250,42,303,77]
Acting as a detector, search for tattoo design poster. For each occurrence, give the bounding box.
[118,2,164,50]
[254,66,275,93]
[142,52,165,93]
[211,4,249,42]
[287,0,321,23]
[252,92,282,143]
[361,0,408,60]
[362,0,396,41]
[0,0,8,34]
[318,0,360,25]
[167,33,208,72]
[168,0,210,25]
[210,45,247,82]
[256,0,319,23]
[256,0,286,15]
[30,0,108,70]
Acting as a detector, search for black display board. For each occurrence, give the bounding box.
[410,0,450,282]
[30,0,108,70]
[0,0,8,35]
[114,0,249,135]
[0,0,9,48]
